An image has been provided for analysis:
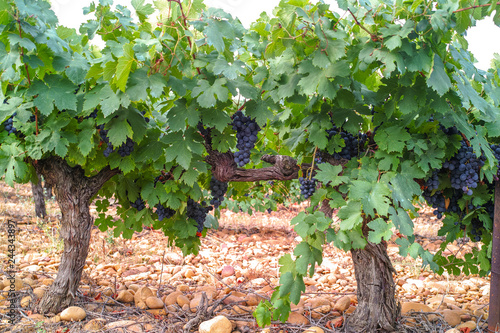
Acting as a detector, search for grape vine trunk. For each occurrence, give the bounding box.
[33,158,119,313]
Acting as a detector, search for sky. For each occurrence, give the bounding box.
[50,0,500,71]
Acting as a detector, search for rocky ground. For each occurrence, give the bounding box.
[0,182,492,332]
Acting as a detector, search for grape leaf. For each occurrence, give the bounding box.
[28,75,77,115]
[114,43,135,92]
[427,54,452,96]
[367,218,394,243]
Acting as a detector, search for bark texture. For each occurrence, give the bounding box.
[33,158,119,314]
[31,173,46,218]
[206,152,301,182]
[346,239,400,332]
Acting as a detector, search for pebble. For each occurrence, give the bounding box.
[401,302,432,314]
[60,306,86,321]
[199,315,232,333]
[444,329,460,333]
[287,312,310,325]
[20,296,31,307]
[177,295,190,307]
[164,291,183,306]
[442,310,461,326]
[107,320,143,333]
[134,286,153,309]
[145,296,164,309]
[83,318,107,331]
[116,290,134,303]
[456,321,477,330]
[333,296,351,312]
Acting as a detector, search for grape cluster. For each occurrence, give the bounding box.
[326,125,367,160]
[232,111,260,167]
[3,113,18,135]
[187,199,212,236]
[130,197,146,211]
[299,177,317,199]
[154,173,168,187]
[117,137,135,157]
[155,204,175,221]
[422,189,446,219]
[209,177,228,209]
[442,141,485,195]
[425,171,439,191]
[98,125,114,157]
[423,188,461,219]
[314,155,323,164]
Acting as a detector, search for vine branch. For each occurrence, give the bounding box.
[347,9,381,42]
[453,2,500,13]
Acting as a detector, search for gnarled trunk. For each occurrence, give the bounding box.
[31,173,46,218]
[346,240,400,332]
[34,158,119,314]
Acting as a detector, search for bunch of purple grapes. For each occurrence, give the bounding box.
[326,125,367,160]
[187,199,213,235]
[231,111,260,167]
[98,125,114,157]
[155,204,175,221]
[130,197,146,211]
[442,141,485,196]
[299,177,317,199]
[3,112,18,135]
[117,138,135,157]
[425,171,439,191]
[141,111,150,123]
[209,177,228,209]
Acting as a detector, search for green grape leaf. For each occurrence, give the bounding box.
[114,43,135,92]
[374,126,411,153]
[192,78,229,108]
[337,200,363,230]
[294,241,322,276]
[107,118,133,147]
[314,163,346,187]
[367,218,394,243]
[254,301,272,327]
[279,254,296,275]
[28,75,77,115]
[427,54,452,96]
[119,157,136,174]
[389,206,414,236]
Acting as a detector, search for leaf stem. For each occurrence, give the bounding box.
[347,9,380,42]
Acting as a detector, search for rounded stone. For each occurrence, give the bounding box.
[60,306,86,321]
